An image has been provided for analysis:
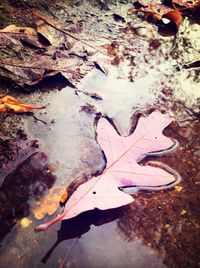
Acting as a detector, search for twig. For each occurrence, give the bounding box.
[32,114,47,125]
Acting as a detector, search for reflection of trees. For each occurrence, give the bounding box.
[0,139,56,242]
[117,121,200,268]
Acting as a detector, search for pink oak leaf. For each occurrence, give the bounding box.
[35,111,180,232]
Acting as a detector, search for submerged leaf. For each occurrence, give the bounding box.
[33,186,66,220]
[0,95,43,113]
[35,111,181,231]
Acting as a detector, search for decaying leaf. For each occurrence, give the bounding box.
[169,0,200,11]
[0,24,46,49]
[158,10,182,36]
[33,12,67,47]
[0,11,107,89]
[131,0,200,36]
[35,111,181,231]
[33,186,66,220]
[0,95,43,113]
[33,11,106,55]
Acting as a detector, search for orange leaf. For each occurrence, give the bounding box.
[33,186,67,220]
[0,95,44,113]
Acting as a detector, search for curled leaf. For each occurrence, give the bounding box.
[0,95,44,113]
[158,10,183,36]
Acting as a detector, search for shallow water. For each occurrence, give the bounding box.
[0,70,199,267]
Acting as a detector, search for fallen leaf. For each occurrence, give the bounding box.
[33,11,106,55]
[33,186,66,220]
[131,0,200,35]
[35,111,181,231]
[0,24,46,48]
[0,10,109,89]
[158,10,183,36]
[0,95,43,113]
[33,13,67,47]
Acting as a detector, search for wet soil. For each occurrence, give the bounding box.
[0,0,199,268]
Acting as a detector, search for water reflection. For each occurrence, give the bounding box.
[0,139,56,243]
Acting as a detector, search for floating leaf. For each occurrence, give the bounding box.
[35,111,181,231]
[0,95,44,113]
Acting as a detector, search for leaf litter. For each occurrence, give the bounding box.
[130,0,200,36]
[0,10,108,89]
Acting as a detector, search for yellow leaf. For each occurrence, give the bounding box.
[0,95,43,113]
[20,217,32,228]
[175,186,183,192]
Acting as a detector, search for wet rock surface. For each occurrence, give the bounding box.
[0,0,199,268]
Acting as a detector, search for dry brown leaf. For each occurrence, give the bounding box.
[0,24,46,49]
[0,11,107,89]
[0,95,43,113]
[158,10,183,36]
[33,11,106,55]
[33,13,67,47]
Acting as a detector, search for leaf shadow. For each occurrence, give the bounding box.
[41,207,124,264]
